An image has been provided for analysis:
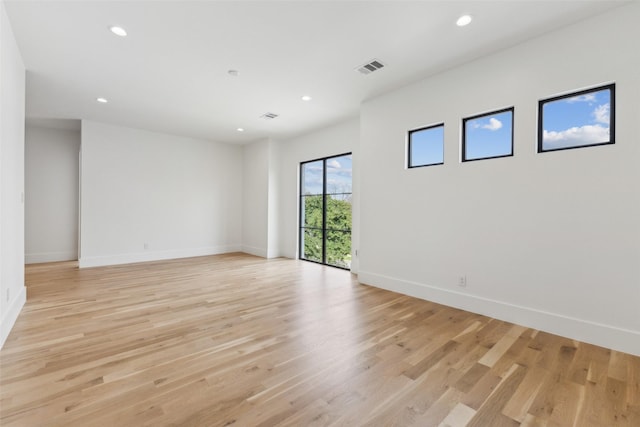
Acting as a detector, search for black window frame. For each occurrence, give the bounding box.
[407,123,445,168]
[462,107,514,162]
[537,83,615,153]
[299,152,352,271]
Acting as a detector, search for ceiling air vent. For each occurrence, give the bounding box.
[356,59,385,75]
[260,112,279,120]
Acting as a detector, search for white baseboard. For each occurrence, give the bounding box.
[358,270,640,357]
[26,251,77,264]
[1,285,26,350]
[78,245,242,268]
[241,245,268,258]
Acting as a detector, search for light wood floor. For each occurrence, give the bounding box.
[1,254,638,426]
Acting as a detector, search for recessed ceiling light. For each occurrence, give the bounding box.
[96,97,108,103]
[109,26,127,37]
[236,128,245,132]
[228,69,239,77]
[301,95,312,101]
[456,15,472,27]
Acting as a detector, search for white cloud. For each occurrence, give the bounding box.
[482,117,503,131]
[566,94,596,104]
[593,103,610,124]
[543,124,609,149]
[326,178,352,194]
[327,159,341,169]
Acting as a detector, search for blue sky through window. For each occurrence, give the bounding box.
[326,155,352,194]
[302,160,323,195]
[541,87,612,151]
[302,155,352,195]
[464,109,513,161]
[409,125,444,167]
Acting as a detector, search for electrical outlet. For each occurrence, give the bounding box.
[458,275,467,288]
[144,243,149,250]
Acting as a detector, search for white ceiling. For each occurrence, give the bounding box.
[5,0,628,144]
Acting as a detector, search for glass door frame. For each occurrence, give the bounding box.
[299,152,352,270]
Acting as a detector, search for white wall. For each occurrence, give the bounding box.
[0,0,26,349]
[358,3,640,355]
[242,138,284,259]
[242,139,270,257]
[79,121,243,268]
[25,125,80,263]
[267,140,280,259]
[274,118,358,268]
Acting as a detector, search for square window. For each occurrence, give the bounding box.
[408,124,444,168]
[462,107,514,162]
[538,84,614,152]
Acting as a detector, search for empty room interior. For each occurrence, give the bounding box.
[1,1,639,426]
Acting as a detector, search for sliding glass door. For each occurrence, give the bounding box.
[299,153,352,269]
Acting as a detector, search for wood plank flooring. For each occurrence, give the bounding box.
[1,253,638,426]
